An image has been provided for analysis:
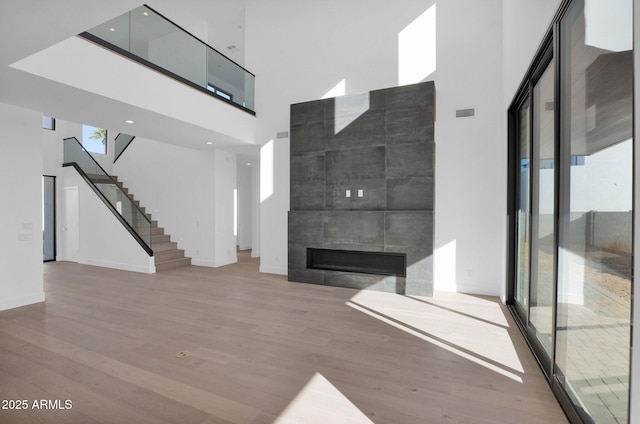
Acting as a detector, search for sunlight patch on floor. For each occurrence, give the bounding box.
[347,291,524,383]
[274,372,374,424]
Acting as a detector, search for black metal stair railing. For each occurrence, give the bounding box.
[62,137,153,256]
[114,133,136,163]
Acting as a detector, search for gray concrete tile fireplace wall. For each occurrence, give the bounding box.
[288,81,435,296]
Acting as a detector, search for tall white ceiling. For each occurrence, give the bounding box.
[0,0,255,152]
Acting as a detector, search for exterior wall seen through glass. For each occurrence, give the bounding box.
[529,58,555,361]
[556,0,632,422]
[515,99,531,318]
[510,0,633,422]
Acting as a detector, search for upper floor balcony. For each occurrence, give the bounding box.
[81,5,255,115]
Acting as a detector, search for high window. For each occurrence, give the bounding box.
[508,0,633,422]
[82,125,107,155]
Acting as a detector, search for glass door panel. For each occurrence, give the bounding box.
[515,98,531,319]
[43,176,55,262]
[556,0,632,422]
[529,59,555,360]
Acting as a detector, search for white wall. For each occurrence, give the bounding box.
[113,137,216,266]
[502,0,563,106]
[43,119,76,175]
[431,0,504,296]
[247,0,508,295]
[258,137,289,274]
[237,160,253,251]
[113,138,238,268]
[0,102,45,311]
[251,157,260,257]
[570,140,633,212]
[214,149,238,266]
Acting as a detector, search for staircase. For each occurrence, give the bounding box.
[111,176,192,271]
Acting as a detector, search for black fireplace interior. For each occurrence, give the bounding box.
[307,248,406,277]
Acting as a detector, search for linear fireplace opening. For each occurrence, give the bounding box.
[307,248,406,277]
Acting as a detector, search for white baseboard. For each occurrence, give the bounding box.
[192,257,237,268]
[0,292,45,312]
[78,258,155,274]
[191,259,217,267]
[259,265,287,275]
[453,284,501,297]
[213,257,237,267]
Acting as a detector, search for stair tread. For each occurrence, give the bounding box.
[155,257,191,272]
[153,242,178,252]
[155,248,185,256]
[155,256,190,264]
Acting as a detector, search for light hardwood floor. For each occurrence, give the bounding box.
[0,252,567,423]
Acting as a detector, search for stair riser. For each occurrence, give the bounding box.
[154,249,185,263]
[155,258,191,271]
[152,235,171,244]
[153,242,178,252]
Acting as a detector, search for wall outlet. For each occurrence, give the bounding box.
[346,190,351,198]
[357,189,363,197]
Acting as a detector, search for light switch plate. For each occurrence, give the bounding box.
[346,190,351,198]
[358,189,363,197]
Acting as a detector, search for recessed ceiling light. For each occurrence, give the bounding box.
[206,141,213,145]
[143,12,149,16]
[246,162,252,166]
[109,28,116,32]
[125,120,134,124]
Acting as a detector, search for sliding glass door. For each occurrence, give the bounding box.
[530,58,556,365]
[513,55,556,374]
[555,0,632,422]
[509,0,633,422]
[514,96,531,321]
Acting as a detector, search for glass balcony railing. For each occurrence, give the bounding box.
[114,133,136,163]
[63,137,153,255]
[81,5,255,114]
